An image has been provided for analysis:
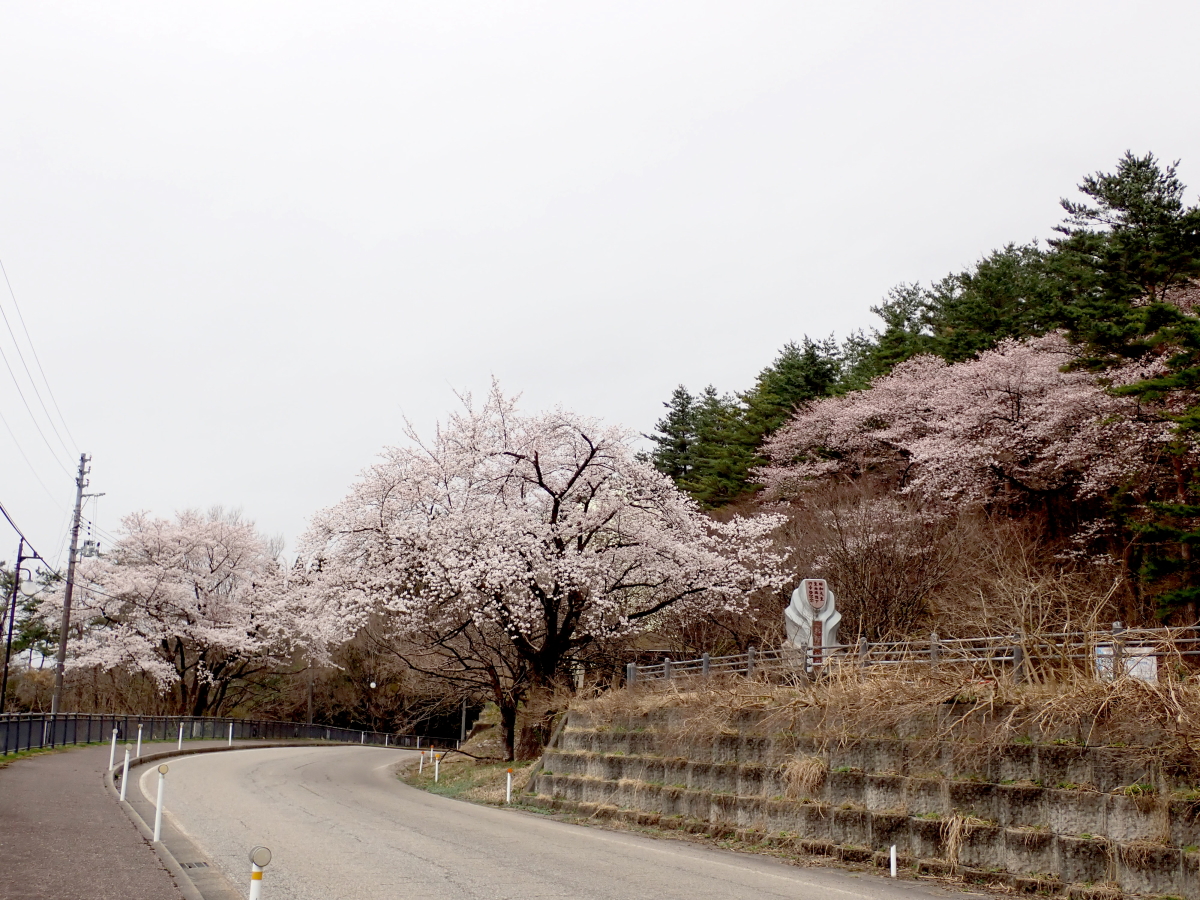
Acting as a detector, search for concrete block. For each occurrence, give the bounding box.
[1045,789,1105,837]
[737,764,766,798]
[957,824,1005,870]
[735,796,766,828]
[1057,835,1112,886]
[794,802,831,839]
[828,771,866,806]
[996,784,1044,828]
[996,745,1037,785]
[1170,799,1200,850]
[905,778,944,818]
[862,738,907,775]
[869,811,909,854]
[1105,793,1167,843]
[909,816,945,860]
[947,780,998,821]
[865,774,906,811]
[831,808,871,846]
[1004,828,1055,877]
[711,792,740,825]
[1037,745,1092,789]
[1090,748,1151,793]
[1115,841,1181,896]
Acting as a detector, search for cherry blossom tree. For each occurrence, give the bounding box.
[301,385,784,758]
[759,333,1175,515]
[39,508,338,716]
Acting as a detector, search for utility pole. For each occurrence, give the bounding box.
[51,453,89,716]
[0,538,25,714]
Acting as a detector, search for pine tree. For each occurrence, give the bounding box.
[1052,152,1200,616]
[646,385,697,481]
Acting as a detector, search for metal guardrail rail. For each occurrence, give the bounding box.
[0,711,457,756]
[624,623,1200,685]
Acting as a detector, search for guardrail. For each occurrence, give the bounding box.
[0,711,457,756]
[624,622,1200,685]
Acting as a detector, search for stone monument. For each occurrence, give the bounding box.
[784,578,842,667]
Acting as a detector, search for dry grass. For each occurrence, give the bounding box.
[781,755,827,798]
[577,664,1200,776]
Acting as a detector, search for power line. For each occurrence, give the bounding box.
[0,403,67,513]
[0,260,79,454]
[0,335,72,478]
[0,498,49,563]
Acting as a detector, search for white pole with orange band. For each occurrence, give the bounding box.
[248,846,272,900]
[153,764,168,842]
[506,768,513,804]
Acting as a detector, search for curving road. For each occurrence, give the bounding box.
[139,745,964,900]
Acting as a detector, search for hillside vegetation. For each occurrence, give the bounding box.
[646,151,1200,634]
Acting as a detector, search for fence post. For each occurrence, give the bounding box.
[1112,621,1125,678]
[625,662,636,687]
[746,646,756,678]
[663,658,672,680]
[1011,641,1025,684]
[701,652,710,676]
[857,637,869,669]
[930,633,940,669]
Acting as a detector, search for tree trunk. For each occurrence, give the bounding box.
[499,701,517,761]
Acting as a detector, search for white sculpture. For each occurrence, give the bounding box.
[784,578,842,665]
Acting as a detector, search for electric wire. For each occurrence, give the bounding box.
[0,261,76,460]
[0,404,67,513]
[0,335,72,477]
[0,260,79,453]
[0,498,49,562]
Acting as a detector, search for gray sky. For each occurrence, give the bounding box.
[2,1,1199,568]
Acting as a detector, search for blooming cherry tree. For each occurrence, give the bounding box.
[760,333,1175,511]
[40,508,333,715]
[301,385,783,757]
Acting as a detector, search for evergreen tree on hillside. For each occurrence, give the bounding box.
[925,242,1055,362]
[649,340,843,507]
[1051,152,1200,616]
[740,338,841,437]
[646,385,697,482]
[1051,151,1200,368]
[682,386,748,507]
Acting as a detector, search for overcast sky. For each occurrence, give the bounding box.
[2,0,1199,568]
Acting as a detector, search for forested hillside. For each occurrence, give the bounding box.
[647,152,1200,627]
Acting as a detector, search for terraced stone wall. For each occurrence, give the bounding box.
[531,709,1200,898]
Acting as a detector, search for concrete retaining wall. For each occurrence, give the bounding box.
[531,710,1200,898]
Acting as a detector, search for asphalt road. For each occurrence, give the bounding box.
[141,745,967,900]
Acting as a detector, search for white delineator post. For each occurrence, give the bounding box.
[360,732,364,744]
[419,751,425,774]
[228,722,233,746]
[890,844,897,878]
[153,764,169,842]
[248,846,271,900]
[109,728,118,770]
[506,768,513,804]
[119,748,131,801]
[434,752,440,782]
[177,722,184,750]
[136,723,143,758]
